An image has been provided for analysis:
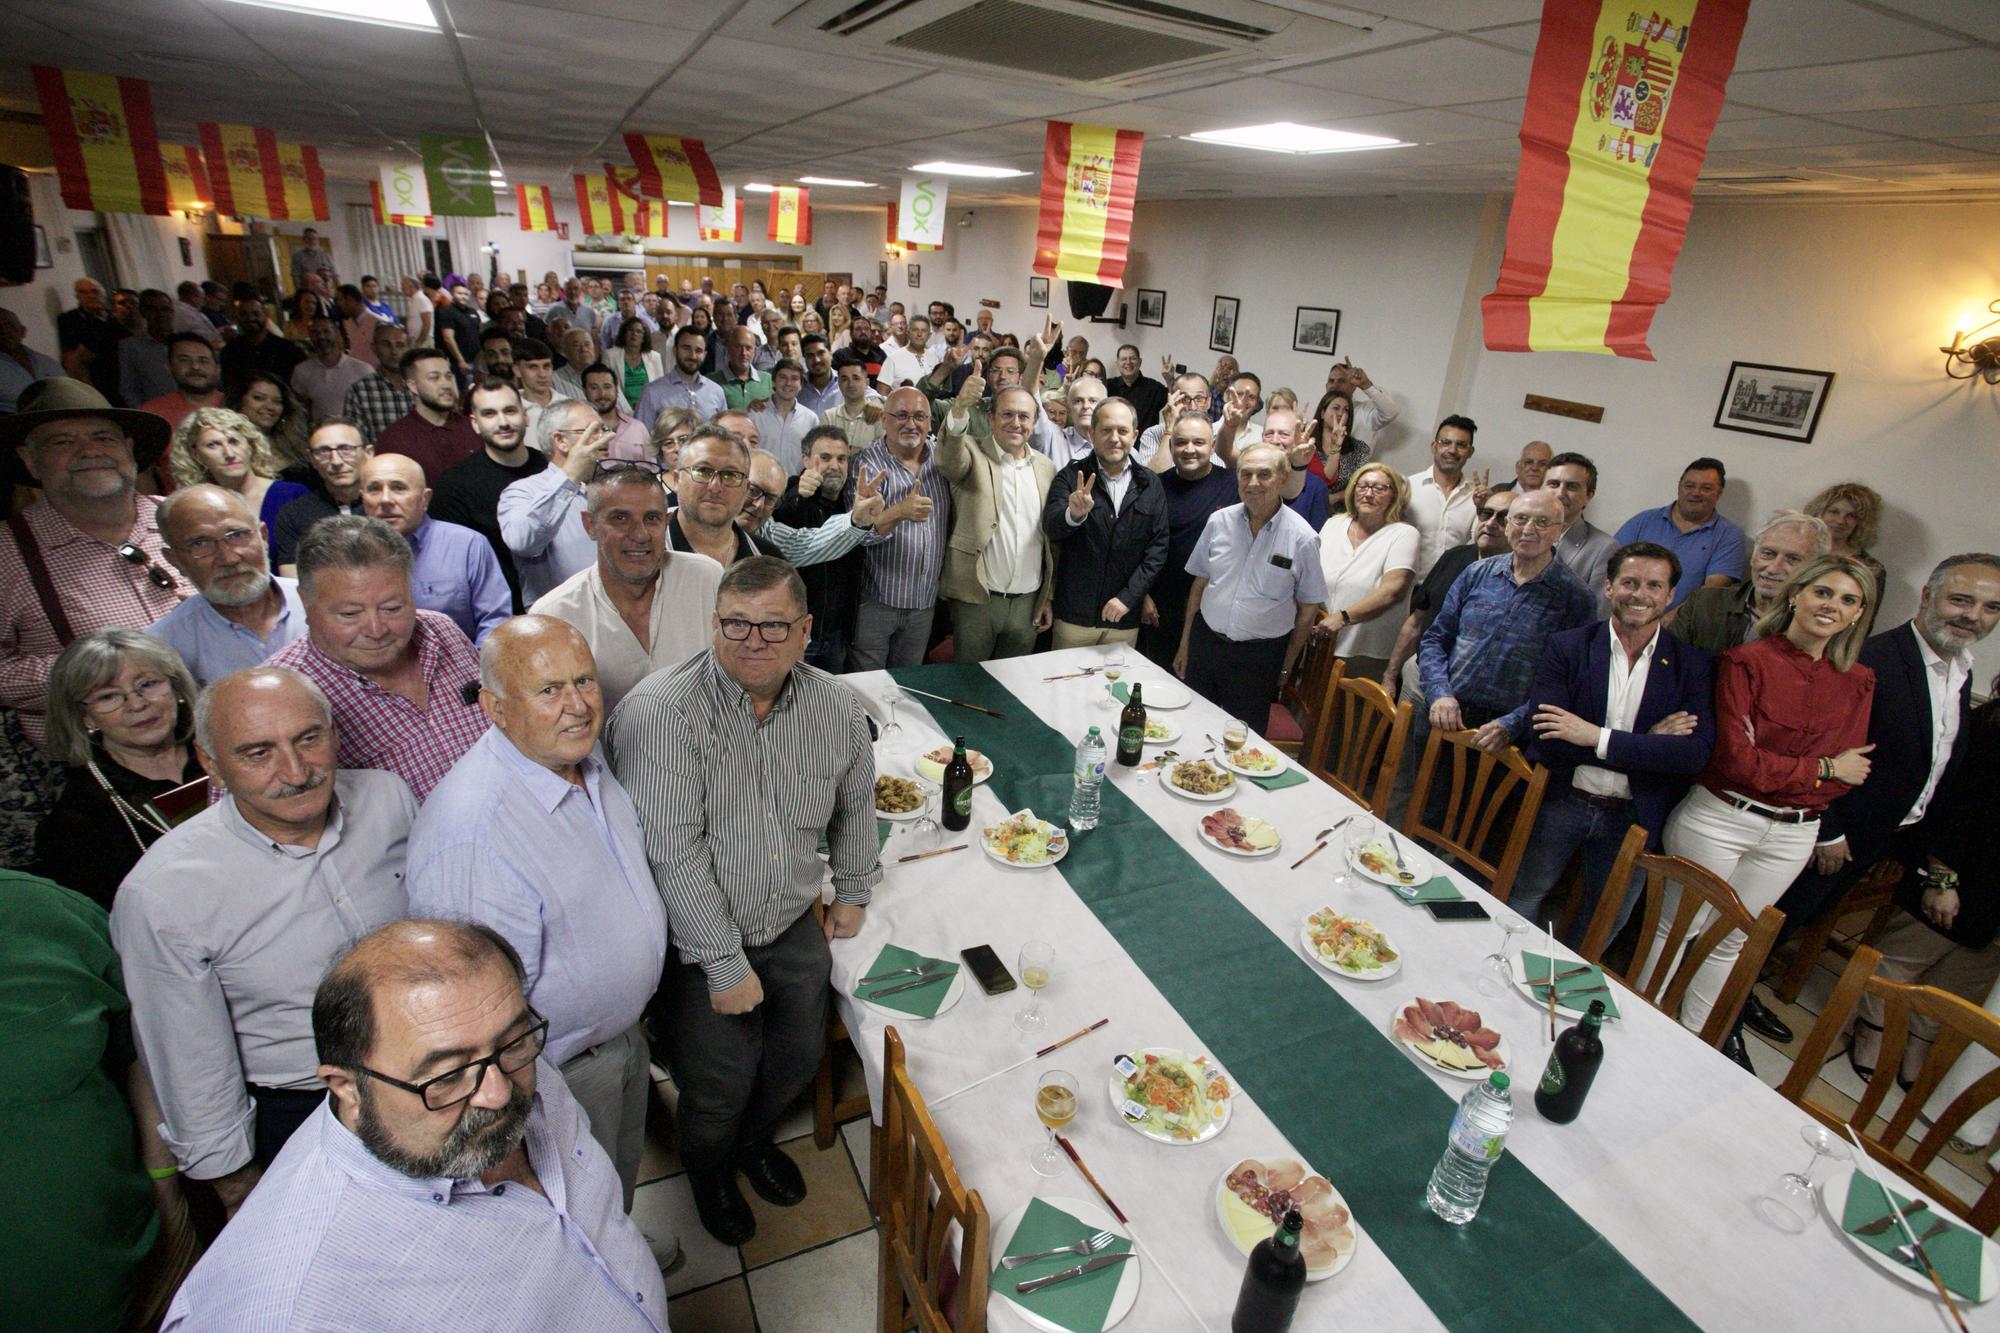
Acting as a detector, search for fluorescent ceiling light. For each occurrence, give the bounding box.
[741,183,776,194]
[1183,122,1404,155]
[909,161,1028,179]
[218,0,439,31]
[798,176,874,187]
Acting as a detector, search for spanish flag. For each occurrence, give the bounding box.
[623,134,723,207]
[33,66,169,215]
[160,145,210,212]
[886,203,940,252]
[573,174,626,235]
[1032,122,1143,287]
[274,141,328,222]
[1482,0,1748,358]
[606,165,668,239]
[699,194,742,243]
[370,181,432,229]
[516,184,557,232]
[766,188,811,246]
[198,122,286,218]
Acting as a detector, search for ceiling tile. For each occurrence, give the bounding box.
[1732,0,1967,72]
[1706,116,1896,151]
[1277,36,1534,105]
[1724,47,2000,114]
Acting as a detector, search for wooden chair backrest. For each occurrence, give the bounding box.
[1316,669,1410,818]
[1403,728,1547,901]
[1277,637,1342,768]
[876,1027,989,1333]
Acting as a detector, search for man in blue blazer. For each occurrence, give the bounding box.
[1511,541,1715,946]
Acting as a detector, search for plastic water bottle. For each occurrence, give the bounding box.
[1068,726,1106,831]
[1426,1071,1513,1224]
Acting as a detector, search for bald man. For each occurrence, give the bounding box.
[1492,440,1554,494]
[360,453,511,645]
[150,484,308,684]
[58,276,126,401]
[406,617,669,1229]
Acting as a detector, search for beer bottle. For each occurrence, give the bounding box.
[1231,1207,1306,1332]
[940,736,974,832]
[1534,999,1606,1125]
[1116,682,1146,767]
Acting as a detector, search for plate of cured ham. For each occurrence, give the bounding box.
[1214,1157,1357,1281]
[1390,997,1509,1081]
[1197,808,1280,857]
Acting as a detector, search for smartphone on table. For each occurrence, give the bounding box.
[1426,901,1492,922]
[959,944,1017,994]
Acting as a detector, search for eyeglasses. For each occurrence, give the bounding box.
[1352,482,1392,497]
[1475,506,1507,521]
[683,463,747,488]
[591,459,663,481]
[173,525,261,560]
[744,485,776,506]
[883,409,929,423]
[357,1010,549,1112]
[719,614,805,643]
[84,674,174,715]
[1506,514,1558,531]
[309,444,362,461]
[117,544,176,590]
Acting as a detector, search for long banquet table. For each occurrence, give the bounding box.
[828,647,1969,1331]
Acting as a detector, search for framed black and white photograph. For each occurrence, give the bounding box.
[1136,288,1165,327]
[33,225,51,270]
[877,259,888,288]
[1210,295,1239,353]
[178,236,194,267]
[906,262,921,288]
[1028,275,1050,309]
[1713,361,1834,443]
[1292,306,1341,356]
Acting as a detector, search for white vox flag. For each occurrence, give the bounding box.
[897,174,948,246]
[379,161,431,216]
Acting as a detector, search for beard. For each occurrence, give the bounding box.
[204,567,272,608]
[356,1077,533,1180]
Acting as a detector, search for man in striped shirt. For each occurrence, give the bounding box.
[607,557,878,1247]
[850,387,949,670]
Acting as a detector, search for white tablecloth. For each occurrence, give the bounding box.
[830,647,1970,1331]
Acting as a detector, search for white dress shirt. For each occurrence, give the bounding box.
[747,399,819,475]
[1189,503,1329,642]
[1318,516,1420,660]
[1904,624,1968,826]
[1404,464,1478,580]
[984,451,1044,595]
[530,556,724,709]
[1574,627,1661,798]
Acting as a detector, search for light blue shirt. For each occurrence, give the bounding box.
[0,347,61,412]
[406,730,667,1066]
[497,469,595,605]
[162,1065,665,1332]
[1612,503,1748,608]
[797,374,843,415]
[599,311,658,351]
[408,518,511,645]
[633,367,726,428]
[146,575,308,686]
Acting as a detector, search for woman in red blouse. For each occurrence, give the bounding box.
[1644,553,1879,1043]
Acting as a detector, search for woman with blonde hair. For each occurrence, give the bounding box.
[168,408,308,561]
[1316,462,1419,683]
[1803,481,1886,627]
[1642,553,1879,1061]
[827,299,853,351]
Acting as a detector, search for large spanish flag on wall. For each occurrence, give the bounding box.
[573,174,626,235]
[33,66,169,215]
[516,184,557,232]
[886,203,940,252]
[623,134,723,206]
[160,145,210,212]
[699,195,743,243]
[766,187,811,245]
[274,142,328,221]
[198,122,286,218]
[1481,0,1749,358]
[1032,121,1143,287]
[370,181,432,229]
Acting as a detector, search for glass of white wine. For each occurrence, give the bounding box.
[1030,1069,1079,1176]
[1016,940,1055,1035]
[1103,646,1126,684]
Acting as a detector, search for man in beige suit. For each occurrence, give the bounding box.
[937,379,1056,661]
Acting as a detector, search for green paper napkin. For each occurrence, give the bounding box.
[1106,681,1131,704]
[996,1197,1135,1333]
[853,944,960,1020]
[1248,767,1308,791]
[1519,952,1622,1020]
[1841,1172,1986,1300]
[1390,875,1464,904]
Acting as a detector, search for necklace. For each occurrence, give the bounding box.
[85,759,173,856]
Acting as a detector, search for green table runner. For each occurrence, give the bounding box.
[893,664,1694,1331]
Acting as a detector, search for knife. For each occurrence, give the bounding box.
[868,971,954,1000]
[1015,1250,1135,1294]
[1855,1197,1929,1237]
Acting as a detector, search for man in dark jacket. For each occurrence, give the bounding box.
[773,425,866,672]
[1041,398,1167,648]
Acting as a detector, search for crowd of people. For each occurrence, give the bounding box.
[4,244,1998,1329]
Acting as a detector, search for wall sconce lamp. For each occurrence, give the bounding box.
[1943,301,2000,383]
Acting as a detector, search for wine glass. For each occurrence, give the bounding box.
[1476,910,1533,997]
[878,692,903,742]
[1030,1069,1079,1176]
[1016,941,1055,1036]
[1222,717,1249,754]
[1756,1124,1853,1233]
[910,783,940,846]
[1102,645,1127,684]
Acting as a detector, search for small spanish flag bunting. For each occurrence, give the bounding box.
[198,122,286,218]
[160,145,210,213]
[605,164,667,239]
[1032,121,1143,286]
[623,134,724,206]
[573,173,626,235]
[273,141,328,222]
[886,202,940,252]
[370,181,432,229]
[516,184,557,232]
[699,190,743,242]
[1481,0,1749,359]
[34,66,170,215]
[766,187,811,245]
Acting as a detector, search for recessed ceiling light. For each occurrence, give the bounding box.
[741,183,776,194]
[1183,122,1404,155]
[909,161,1028,179]
[218,0,439,31]
[797,176,874,187]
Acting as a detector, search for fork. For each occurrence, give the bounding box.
[1000,1230,1117,1270]
[860,958,945,985]
[1894,1218,1954,1265]
[1385,830,1419,883]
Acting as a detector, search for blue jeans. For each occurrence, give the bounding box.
[804,628,849,674]
[1506,790,1646,948]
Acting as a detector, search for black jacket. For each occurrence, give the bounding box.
[1041,458,1169,629]
[1907,696,2000,948]
[774,477,862,639]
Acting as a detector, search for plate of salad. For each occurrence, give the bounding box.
[1106,1047,1232,1145]
[1143,716,1181,745]
[980,811,1069,868]
[1217,744,1288,778]
[1299,908,1401,980]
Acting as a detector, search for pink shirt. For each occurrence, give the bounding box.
[600,404,654,463]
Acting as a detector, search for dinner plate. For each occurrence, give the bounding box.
[1197,812,1281,858]
[873,777,932,822]
[1389,1011,1512,1082]
[1345,832,1435,888]
[858,965,966,1021]
[914,748,993,785]
[1216,744,1289,779]
[1825,1168,1999,1302]
[1143,718,1182,745]
[979,816,1071,869]
[1106,1047,1233,1145]
[992,1195,1141,1332]
[1213,1160,1356,1282]
[1111,678,1192,710]
[1160,762,1236,803]
[1298,909,1402,981]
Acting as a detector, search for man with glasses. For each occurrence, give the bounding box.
[669,429,773,567]
[162,918,666,1328]
[360,453,511,646]
[500,398,611,604]
[607,557,878,1247]
[272,418,372,573]
[408,618,670,1242]
[111,666,415,1223]
[1382,485,1517,695]
[150,484,308,684]
[851,388,950,670]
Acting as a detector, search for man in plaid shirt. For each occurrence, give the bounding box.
[340,323,413,444]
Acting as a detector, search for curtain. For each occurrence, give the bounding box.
[343,204,427,321]
[103,213,174,294]
[440,215,492,286]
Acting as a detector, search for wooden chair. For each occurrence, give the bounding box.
[875,1027,990,1333]
[1779,947,2000,1233]
[812,900,870,1149]
[1269,634,1341,762]
[1580,836,1785,1048]
[1313,668,1410,818]
[1402,729,1547,902]
[1774,858,1903,1004]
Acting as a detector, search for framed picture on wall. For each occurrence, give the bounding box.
[178,236,194,267]
[1209,295,1239,353]
[1028,275,1049,308]
[1713,360,1834,442]
[907,262,921,288]
[32,225,50,269]
[1292,306,1341,355]
[1136,289,1165,327]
